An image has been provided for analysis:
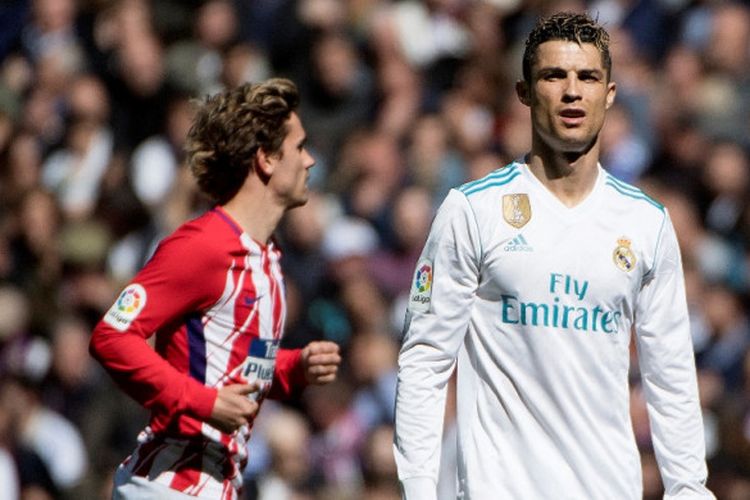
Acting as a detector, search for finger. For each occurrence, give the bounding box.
[307,353,342,366]
[319,341,340,354]
[312,373,337,384]
[229,383,259,395]
[221,419,243,434]
[247,400,259,416]
[308,365,338,376]
[306,341,339,355]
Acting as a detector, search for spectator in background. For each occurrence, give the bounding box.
[304,379,365,496]
[165,0,240,96]
[698,284,750,393]
[600,103,652,183]
[299,31,375,182]
[107,31,175,153]
[338,131,405,247]
[406,115,466,203]
[360,424,400,500]
[254,406,314,500]
[702,140,750,240]
[14,374,88,491]
[0,376,57,500]
[368,186,435,299]
[41,90,113,220]
[349,329,398,431]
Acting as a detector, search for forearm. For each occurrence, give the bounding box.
[640,349,712,498]
[89,324,216,420]
[394,342,455,500]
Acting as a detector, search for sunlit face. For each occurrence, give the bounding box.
[518,40,616,155]
[268,112,315,208]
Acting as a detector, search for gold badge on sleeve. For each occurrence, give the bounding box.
[613,237,636,272]
[503,194,531,228]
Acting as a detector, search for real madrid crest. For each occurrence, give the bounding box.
[613,237,636,272]
[502,194,531,229]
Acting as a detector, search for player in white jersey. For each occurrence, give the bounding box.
[394,12,715,500]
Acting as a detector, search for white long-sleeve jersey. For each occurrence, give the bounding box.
[394,161,713,500]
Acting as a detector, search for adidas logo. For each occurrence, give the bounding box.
[504,233,533,252]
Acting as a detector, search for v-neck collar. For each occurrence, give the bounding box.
[517,160,605,222]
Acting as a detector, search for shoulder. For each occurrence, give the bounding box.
[449,162,526,227]
[456,162,523,199]
[601,172,666,220]
[150,209,241,267]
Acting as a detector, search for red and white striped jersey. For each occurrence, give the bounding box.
[90,207,306,499]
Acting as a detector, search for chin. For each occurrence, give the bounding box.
[558,135,596,153]
[289,196,308,209]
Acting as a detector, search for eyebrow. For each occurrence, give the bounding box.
[536,67,605,77]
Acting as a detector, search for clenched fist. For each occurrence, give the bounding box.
[301,341,341,385]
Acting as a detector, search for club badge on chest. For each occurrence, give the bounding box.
[613,237,637,272]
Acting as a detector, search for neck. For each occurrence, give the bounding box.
[526,138,601,208]
[221,180,284,244]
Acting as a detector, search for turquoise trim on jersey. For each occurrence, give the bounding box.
[604,175,664,212]
[462,172,521,196]
[460,164,520,196]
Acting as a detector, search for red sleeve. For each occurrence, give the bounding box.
[267,348,307,400]
[89,225,224,421]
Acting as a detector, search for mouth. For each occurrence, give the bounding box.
[559,108,586,126]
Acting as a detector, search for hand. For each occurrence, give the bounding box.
[301,341,341,385]
[207,383,260,434]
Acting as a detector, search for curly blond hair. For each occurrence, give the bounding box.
[185,78,300,204]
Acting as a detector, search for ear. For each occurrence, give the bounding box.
[605,81,616,110]
[516,80,531,106]
[255,148,275,177]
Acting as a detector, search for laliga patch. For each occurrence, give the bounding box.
[103,284,147,332]
[408,259,433,312]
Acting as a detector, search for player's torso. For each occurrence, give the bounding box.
[131,213,289,496]
[461,163,663,359]
[176,235,286,396]
[454,164,664,498]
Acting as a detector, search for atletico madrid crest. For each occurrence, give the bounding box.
[503,194,531,228]
[613,237,636,272]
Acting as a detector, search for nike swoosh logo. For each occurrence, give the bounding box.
[244,295,263,306]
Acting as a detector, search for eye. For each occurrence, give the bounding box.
[542,70,565,81]
[579,72,601,82]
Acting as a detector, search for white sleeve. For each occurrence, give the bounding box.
[394,190,481,500]
[634,212,715,499]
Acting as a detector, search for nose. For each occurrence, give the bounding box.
[562,74,581,101]
[304,149,315,169]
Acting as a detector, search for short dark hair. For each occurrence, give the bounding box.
[186,78,300,204]
[522,12,611,83]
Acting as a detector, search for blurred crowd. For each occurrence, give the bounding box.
[1,0,750,499]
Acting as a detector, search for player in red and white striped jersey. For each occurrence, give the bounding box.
[90,78,340,499]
